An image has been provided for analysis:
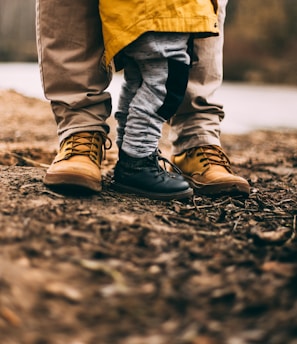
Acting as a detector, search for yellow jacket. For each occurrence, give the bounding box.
[100,0,219,65]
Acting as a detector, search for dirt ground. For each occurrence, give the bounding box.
[0,89,297,344]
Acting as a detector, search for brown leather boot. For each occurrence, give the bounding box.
[171,145,250,197]
[44,132,111,192]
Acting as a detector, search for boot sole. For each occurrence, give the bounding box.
[44,172,102,193]
[112,182,193,201]
[185,176,250,197]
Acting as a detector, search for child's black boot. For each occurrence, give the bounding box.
[113,149,193,200]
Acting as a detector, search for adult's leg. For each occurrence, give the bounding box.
[170,0,250,197]
[36,0,112,143]
[170,0,227,154]
[36,0,112,192]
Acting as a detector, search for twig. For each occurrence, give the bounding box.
[292,215,297,241]
[193,196,231,210]
[232,215,242,232]
[286,215,297,244]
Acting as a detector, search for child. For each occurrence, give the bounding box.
[99,0,219,200]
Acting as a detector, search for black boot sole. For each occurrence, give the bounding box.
[112,181,193,201]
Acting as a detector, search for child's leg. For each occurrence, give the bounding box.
[115,57,142,148]
[112,32,193,201]
[121,32,190,158]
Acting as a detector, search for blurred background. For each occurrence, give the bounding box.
[0,0,296,133]
[0,0,36,62]
[1,0,296,85]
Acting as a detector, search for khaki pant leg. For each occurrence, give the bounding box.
[36,0,112,143]
[169,0,228,155]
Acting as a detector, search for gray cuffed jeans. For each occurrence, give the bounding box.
[115,32,191,158]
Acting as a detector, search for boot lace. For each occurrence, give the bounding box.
[152,149,183,176]
[61,132,112,165]
[189,145,232,172]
